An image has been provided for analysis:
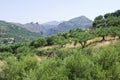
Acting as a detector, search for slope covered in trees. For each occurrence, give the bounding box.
[0,10,120,80]
[0,21,40,43]
[0,39,120,80]
[93,10,120,28]
[0,26,120,80]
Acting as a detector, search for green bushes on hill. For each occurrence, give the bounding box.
[0,10,120,80]
[30,37,47,48]
[0,44,120,80]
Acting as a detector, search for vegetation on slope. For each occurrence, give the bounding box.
[0,21,40,43]
[93,10,120,28]
[0,10,120,80]
[0,42,120,80]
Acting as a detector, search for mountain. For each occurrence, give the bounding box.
[11,16,92,36]
[24,22,46,35]
[0,21,40,43]
[46,16,92,35]
[14,22,47,35]
[18,21,62,36]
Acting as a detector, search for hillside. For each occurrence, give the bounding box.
[0,27,120,79]
[24,22,46,35]
[0,10,120,80]
[0,21,40,43]
[14,21,60,36]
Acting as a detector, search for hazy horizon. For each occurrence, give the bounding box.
[0,0,120,24]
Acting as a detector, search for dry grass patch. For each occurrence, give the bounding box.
[37,45,58,51]
[65,42,81,48]
[0,60,6,72]
[34,55,47,62]
[93,40,120,48]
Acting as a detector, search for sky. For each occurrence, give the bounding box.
[0,0,120,24]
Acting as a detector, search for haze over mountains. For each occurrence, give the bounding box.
[18,16,92,36]
[0,16,92,43]
[47,16,92,35]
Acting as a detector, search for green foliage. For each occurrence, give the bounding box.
[0,21,40,43]
[30,37,47,48]
[64,52,93,80]
[0,52,13,60]
[93,10,120,28]
[70,29,96,48]
[93,15,106,28]
[36,48,57,56]
[95,27,108,40]
[0,10,120,80]
[91,46,120,80]
[111,10,120,17]
[35,58,69,80]
[0,41,120,80]
[46,34,68,46]
[0,56,38,80]
[0,42,35,60]
[0,45,13,53]
[16,46,35,59]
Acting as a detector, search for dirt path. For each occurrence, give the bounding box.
[93,40,120,48]
[65,36,120,48]
[35,37,120,61]
[37,45,58,51]
[34,55,47,62]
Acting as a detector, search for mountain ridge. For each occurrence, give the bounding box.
[1,16,92,37]
[17,16,92,36]
[46,16,92,35]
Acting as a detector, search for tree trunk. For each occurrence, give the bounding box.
[79,41,83,48]
[113,35,116,40]
[102,36,105,41]
[83,41,87,48]
[79,41,86,48]
[74,41,77,46]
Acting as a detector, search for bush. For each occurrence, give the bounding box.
[30,37,47,48]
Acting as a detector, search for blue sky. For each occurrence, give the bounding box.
[0,0,120,23]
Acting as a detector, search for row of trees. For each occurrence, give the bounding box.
[68,26,120,48]
[30,34,69,48]
[29,25,120,49]
[93,10,120,28]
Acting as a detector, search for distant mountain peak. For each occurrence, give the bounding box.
[69,16,92,22]
[46,16,92,35]
[10,16,92,36]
